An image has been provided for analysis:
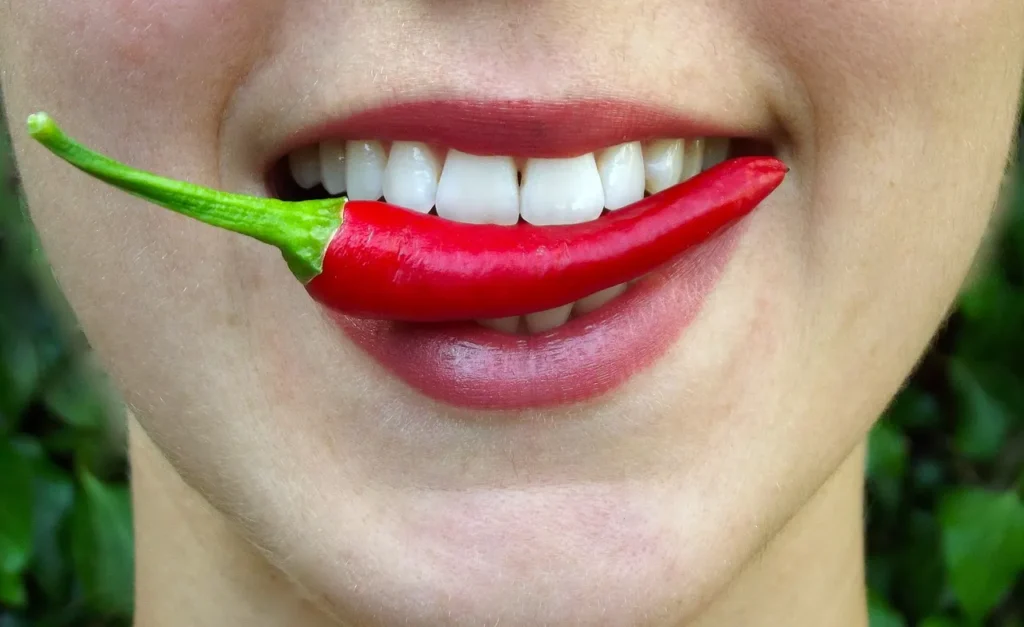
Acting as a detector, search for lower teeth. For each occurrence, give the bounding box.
[573,283,628,315]
[476,281,631,334]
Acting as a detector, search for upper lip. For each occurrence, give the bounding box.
[263,98,751,171]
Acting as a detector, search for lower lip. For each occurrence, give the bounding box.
[327,224,743,411]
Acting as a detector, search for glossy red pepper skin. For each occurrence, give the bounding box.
[308,157,785,321]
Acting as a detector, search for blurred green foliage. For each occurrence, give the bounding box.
[1,111,131,625]
[0,105,1022,626]
[864,150,1024,624]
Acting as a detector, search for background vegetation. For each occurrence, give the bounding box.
[0,105,1022,626]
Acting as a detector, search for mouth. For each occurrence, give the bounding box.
[26,101,781,412]
[268,100,774,335]
[267,100,778,409]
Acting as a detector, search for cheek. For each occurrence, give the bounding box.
[738,0,1022,448]
[747,0,1022,233]
[69,0,227,68]
[751,0,1022,115]
[26,0,281,115]
[756,0,1011,59]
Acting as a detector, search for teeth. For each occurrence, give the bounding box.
[681,138,705,180]
[287,135,728,332]
[436,150,519,225]
[477,281,633,333]
[383,142,441,213]
[345,140,387,201]
[288,145,321,190]
[477,316,520,333]
[573,283,628,316]
[703,138,730,171]
[291,135,720,210]
[319,140,347,195]
[596,142,645,211]
[520,154,605,226]
[524,304,574,334]
[642,139,684,194]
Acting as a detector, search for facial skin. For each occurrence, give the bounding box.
[2,1,1022,626]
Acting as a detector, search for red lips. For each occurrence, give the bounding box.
[271,99,736,164]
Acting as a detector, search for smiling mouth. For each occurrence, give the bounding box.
[268,100,773,335]
[26,101,782,410]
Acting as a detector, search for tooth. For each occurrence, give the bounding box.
[596,142,645,211]
[345,140,387,201]
[477,316,520,333]
[436,150,519,225]
[681,138,705,180]
[520,154,605,226]
[319,140,347,195]
[288,145,321,190]
[382,142,441,213]
[573,283,628,316]
[703,138,730,171]
[642,139,684,194]
[524,304,574,333]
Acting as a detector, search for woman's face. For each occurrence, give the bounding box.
[3,1,1022,625]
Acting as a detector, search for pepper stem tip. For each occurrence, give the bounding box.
[26,112,56,140]
[23,111,342,284]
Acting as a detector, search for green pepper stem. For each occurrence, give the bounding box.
[26,112,342,282]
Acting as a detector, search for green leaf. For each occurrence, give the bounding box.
[939,489,1024,622]
[912,458,946,495]
[0,441,33,575]
[10,436,44,466]
[0,568,27,607]
[43,357,105,429]
[866,421,909,516]
[893,510,945,618]
[0,614,31,627]
[948,360,1012,462]
[866,556,895,597]
[954,362,1024,429]
[0,330,41,427]
[868,592,906,627]
[885,386,942,430]
[919,617,961,627]
[30,468,75,600]
[70,472,134,617]
[868,421,908,481]
[868,474,903,516]
[958,267,1011,323]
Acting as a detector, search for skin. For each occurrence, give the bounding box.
[2,1,1022,625]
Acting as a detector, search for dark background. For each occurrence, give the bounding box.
[0,105,1021,626]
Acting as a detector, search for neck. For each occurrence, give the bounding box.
[130,418,867,627]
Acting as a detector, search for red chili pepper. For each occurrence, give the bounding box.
[27,113,786,321]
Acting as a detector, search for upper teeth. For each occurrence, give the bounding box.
[345,140,387,201]
[520,154,606,226]
[382,141,442,213]
[436,150,520,225]
[286,136,729,225]
[285,136,730,332]
[596,141,645,211]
